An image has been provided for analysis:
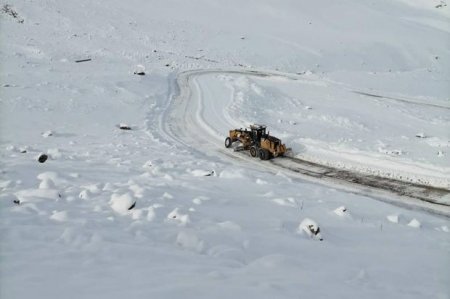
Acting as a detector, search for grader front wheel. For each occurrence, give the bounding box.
[224,137,232,148]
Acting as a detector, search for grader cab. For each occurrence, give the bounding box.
[224,124,286,160]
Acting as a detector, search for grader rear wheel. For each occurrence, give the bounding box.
[259,149,270,160]
[250,146,257,157]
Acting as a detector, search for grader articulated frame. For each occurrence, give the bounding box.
[224,124,286,160]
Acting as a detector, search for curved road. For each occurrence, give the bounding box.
[161,68,450,217]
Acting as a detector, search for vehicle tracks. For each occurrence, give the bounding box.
[161,68,450,217]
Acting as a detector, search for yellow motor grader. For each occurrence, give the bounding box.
[224,124,287,160]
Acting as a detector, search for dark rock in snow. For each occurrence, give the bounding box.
[1,4,24,23]
[75,58,92,63]
[134,65,146,75]
[13,199,20,205]
[42,130,53,137]
[415,132,426,138]
[119,123,132,130]
[204,170,215,177]
[38,154,48,163]
[128,201,136,210]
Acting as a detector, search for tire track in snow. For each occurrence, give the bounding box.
[352,91,450,110]
[160,68,450,217]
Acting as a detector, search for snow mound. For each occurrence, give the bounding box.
[131,209,143,220]
[102,183,115,191]
[133,64,146,76]
[415,132,426,138]
[37,172,66,186]
[167,208,190,226]
[15,189,60,203]
[142,160,153,169]
[408,218,421,228]
[42,130,53,137]
[256,178,268,185]
[190,169,215,177]
[192,198,202,205]
[128,183,145,198]
[50,210,68,222]
[39,178,56,190]
[0,180,13,189]
[146,207,156,221]
[387,214,400,223]
[47,148,62,159]
[109,193,136,215]
[176,230,204,252]
[79,190,92,200]
[83,184,102,194]
[272,197,296,207]
[298,218,323,241]
[192,196,209,205]
[5,145,16,152]
[161,192,174,200]
[334,206,348,217]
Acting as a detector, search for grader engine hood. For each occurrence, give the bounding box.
[261,136,286,157]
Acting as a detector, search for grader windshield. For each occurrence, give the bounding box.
[250,124,267,146]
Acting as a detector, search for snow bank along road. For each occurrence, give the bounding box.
[161,68,450,216]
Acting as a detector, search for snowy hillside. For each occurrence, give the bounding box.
[1,1,449,298]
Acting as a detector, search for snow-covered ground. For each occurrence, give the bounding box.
[172,69,450,188]
[1,0,449,298]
